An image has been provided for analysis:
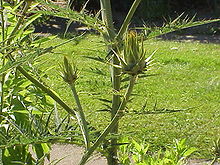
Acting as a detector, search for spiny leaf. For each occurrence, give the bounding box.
[96,109,111,112]
[137,16,220,39]
[87,67,107,76]
[138,73,159,79]
[0,35,84,75]
[34,0,103,31]
[97,98,112,103]
[132,107,192,115]
[83,56,106,63]
[12,14,42,41]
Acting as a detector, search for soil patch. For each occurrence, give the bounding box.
[45,144,107,165]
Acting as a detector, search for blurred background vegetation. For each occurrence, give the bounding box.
[64,0,220,19]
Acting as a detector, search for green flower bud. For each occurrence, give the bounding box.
[60,57,78,84]
[120,31,152,75]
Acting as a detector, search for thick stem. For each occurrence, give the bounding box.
[107,55,121,165]
[100,1,119,164]
[108,2,143,160]
[100,0,116,40]
[69,83,90,150]
[17,66,76,116]
[79,75,137,165]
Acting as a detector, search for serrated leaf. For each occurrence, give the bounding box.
[34,0,102,30]
[88,67,107,76]
[0,36,83,75]
[96,109,111,112]
[138,16,220,39]
[83,56,105,63]
[32,35,57,46]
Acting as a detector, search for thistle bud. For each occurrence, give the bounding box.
[60,57,78,84]
[120,31,153,75]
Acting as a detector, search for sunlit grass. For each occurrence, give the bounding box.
[39,34,220,158]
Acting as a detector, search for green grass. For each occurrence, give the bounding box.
[38,34,220,158]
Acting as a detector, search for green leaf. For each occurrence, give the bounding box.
[33,143,50,160]
[183,147,197,157]
[0,35,82,75]
[32,35,56,46]
[13,110,43,115]
[23,14,42,30]
[83,56,106,63]
[34,0,102,31]
[138,16,220,39]
[132,140,142,152]
[97,98,112,103]
[87,67,107,76]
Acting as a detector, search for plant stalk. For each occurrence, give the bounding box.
[79,75,137,165]
[0,0,5,43]
[100,0,120,164]
[107,54,121,165]
[17,66,76,116]
[69,83,90,150]
[0,0,5,120]
[100,0,116,40]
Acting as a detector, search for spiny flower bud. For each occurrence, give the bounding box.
[60,56,78,84]
[120,31,153,75]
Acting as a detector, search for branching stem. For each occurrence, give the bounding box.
[17,66,76,116]
[79,75,137,165]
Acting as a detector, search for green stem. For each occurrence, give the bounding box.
[79,75,137,165]
[17,66,76,116]
[100,0,116,40]
[100,1,119,164]
[0,67,5,118]
[0,0,5,43]
[69,83,90,150]
[116,0,142,40]
[107,54,121,165]
[0,0,5,119]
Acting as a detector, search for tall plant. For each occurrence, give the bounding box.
[1,0,218,165]
[0,0,85,164]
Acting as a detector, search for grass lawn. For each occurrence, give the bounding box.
[39,34,220,158]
